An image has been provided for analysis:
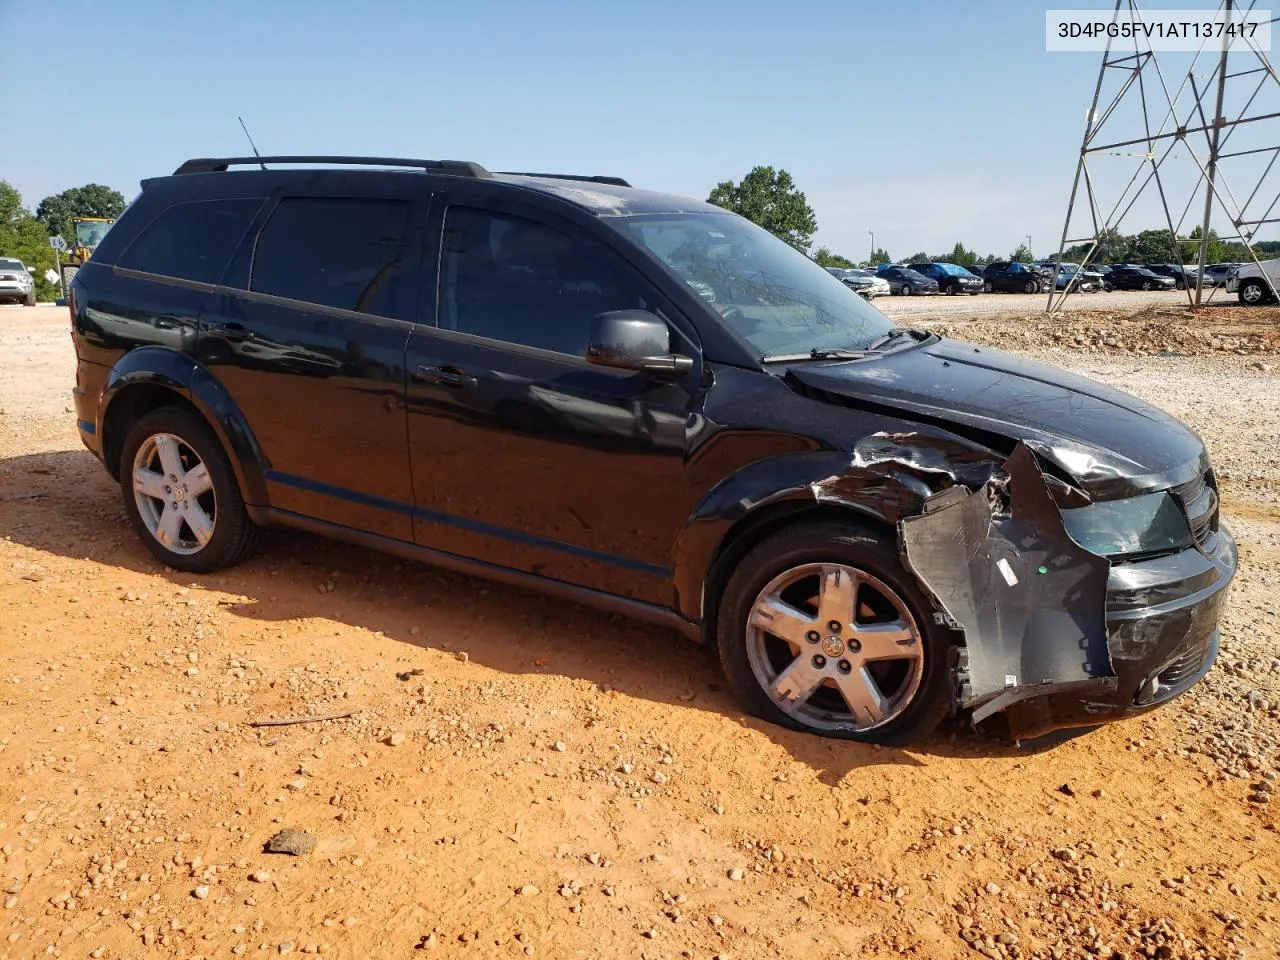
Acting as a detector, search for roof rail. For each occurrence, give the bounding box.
[495,172,631,188]
[172,156,491,178]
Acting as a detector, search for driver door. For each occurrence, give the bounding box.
[404,190,702,605]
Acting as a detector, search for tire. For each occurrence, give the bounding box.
[23,291,36,306]
[1142,280,1152,290]
[716,520,952,745]
[119,406,259,573]
[983,281,992,293]
[946,283,958,296]
[900,284,911,296]
[968,291,980,296]
[1240,279,1268,305]
[1175,281,1185,290]
[1104,282,1114,292]
[1022,279,1037,294]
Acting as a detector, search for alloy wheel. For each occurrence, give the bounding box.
[132,432,217,555]
[745,563,925,733]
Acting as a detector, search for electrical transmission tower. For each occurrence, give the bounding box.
[1050,0,1280,311]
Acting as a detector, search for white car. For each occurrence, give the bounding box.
[0,257,36,306]
[1225,260,1279,304]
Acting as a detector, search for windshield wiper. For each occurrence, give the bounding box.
[761,347,873,363]
[866,327,928,351]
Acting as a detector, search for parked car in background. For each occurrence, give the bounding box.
[0,257,36,305]
[848,268,890,298]
[1036,262,1105,292]
[825,267,890,299]
[878,265,939,295]
[1202,263,1238,287]
[907,262,983,296]
[1102,266,1178,291]
[1225,259,1280,304]
[981,261,1054,294]
[1143,263,1199,290]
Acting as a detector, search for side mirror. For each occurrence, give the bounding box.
[587,310,694,378]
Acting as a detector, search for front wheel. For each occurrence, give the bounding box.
[983,281,992,293]
[716,521,952,744]
[23,291,36,306]
[119,406,259,573]
[1142,280,1152,290]
[1022,279,1037,294]
[1240,279,1268,305]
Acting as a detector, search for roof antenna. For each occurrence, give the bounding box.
[237,116,267,170]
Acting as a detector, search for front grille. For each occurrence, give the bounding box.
[1172,470,1219,549]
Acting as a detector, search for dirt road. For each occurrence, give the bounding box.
[2,305,1278,960]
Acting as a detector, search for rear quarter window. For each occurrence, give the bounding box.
[249,197,411,317]
[116,199,264,285]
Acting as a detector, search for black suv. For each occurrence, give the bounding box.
[981,261,1055,293]
[906,262,983,296]
[69,156,1236,744]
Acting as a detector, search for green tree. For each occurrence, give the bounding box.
[903,251,928,265]
[812,247,855,268]
[0,180,59,301]
[1129,228,1180,263]
[939,242,978,266]
[35,184,126,242]
[707,166,818,251]
[869,247,891,266]
[1010,242,1035,263]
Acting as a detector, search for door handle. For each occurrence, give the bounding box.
[205,321,255,342]
[414,365,478,389]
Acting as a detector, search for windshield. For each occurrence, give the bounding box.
[0,258,25,271]
[611,212,893,358]
[937,263,970,276]
[74,219,113,249]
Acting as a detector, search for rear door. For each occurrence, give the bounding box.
[198,178,427,540]
[403,187,701,604]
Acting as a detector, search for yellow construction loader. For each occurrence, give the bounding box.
[59,216,115,289]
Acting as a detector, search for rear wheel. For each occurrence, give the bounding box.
[716,521,952,744]
[899,284,912,296]
[983,281,992,293]
[1142,280,1152,290]
[119,406,259,573]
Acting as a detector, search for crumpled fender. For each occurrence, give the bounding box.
[674,426,1006,624]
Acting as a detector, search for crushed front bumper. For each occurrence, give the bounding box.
[899,444,1237,741]
[988,525,1235,739]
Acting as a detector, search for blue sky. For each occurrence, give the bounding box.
[2,0,1271,261]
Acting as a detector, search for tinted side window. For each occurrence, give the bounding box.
[117,199,262,284]
[251,198,411,316]
[438,207,651,356]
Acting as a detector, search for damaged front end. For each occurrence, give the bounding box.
[825,434,1236,741]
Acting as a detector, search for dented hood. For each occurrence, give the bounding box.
[787,338,1207,497]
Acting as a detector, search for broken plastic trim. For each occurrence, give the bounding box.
[899,444,1113,711]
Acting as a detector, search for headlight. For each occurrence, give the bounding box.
[1061,491,1193,557]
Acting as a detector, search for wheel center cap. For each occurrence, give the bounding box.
[820,635,844,658]
[173,487,185,503]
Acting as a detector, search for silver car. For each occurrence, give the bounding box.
[0,257,36,305]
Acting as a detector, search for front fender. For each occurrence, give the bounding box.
[672,428,1004,623]
[100,347,269,507]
